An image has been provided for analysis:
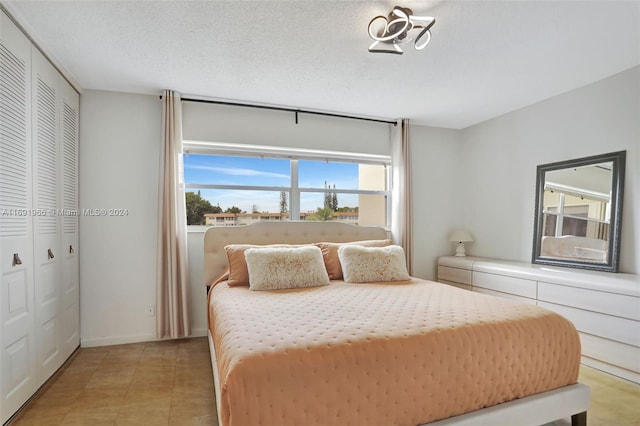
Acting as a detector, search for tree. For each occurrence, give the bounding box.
[331,184,338,211]
[337,206,356,212]
[309,206,335,221]
[323,182,339,211]
[252,204,259,214]
[185,191,221,225]
[279,191,288,214]
[225,206,242,214]
[324,181,332,210]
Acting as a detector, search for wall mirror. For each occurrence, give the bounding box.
[532,150,626,272]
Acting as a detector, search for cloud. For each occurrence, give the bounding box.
[186,164,289,179]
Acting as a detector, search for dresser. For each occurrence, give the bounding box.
[437,256,640,384]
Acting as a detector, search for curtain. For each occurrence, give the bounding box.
[156,90,190,339]
[391,119,413,274]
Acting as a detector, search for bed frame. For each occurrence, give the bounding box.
[204,222,590,426]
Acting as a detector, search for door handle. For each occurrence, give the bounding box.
[12,253,22,266]
[48,249,55,260]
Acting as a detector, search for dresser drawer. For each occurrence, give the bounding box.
[580,332,640,373]
[539,301,640,347]
[472,271,537,299]
[473,287,536,305]
[538,282,640,321]
[437,265,471,285]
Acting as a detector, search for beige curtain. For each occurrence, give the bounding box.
[156,90,190,339]
[391,119,413,274]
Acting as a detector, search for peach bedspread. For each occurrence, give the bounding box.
[208,278,580,426]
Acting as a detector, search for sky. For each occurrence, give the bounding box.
[183,154,361,213]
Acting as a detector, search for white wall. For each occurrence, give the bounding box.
[459,66,639,273]
[409,125,464,280]
[79,91,162,346]
[187,230,208,336]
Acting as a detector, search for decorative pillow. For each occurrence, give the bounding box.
[244,246,330,291]
[314,239,392,280]
[338,245,410,283]
[224,244,305,286]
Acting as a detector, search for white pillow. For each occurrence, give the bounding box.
[338,245,410,283]
[245,246,330,291]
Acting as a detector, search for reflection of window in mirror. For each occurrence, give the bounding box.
[542,190,610,241]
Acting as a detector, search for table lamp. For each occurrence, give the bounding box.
[449,230,473,257]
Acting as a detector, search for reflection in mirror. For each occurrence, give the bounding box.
[541,162,612,263]
[532,151,625,272]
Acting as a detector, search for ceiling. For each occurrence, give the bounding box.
[3,0,639,129]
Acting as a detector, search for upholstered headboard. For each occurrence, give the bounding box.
[203,221,388,286]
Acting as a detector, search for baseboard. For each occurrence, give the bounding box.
[80,327,207,348]
[190,328,208,337]
[581,356,639,384]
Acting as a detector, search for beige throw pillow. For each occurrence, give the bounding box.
[314,239,392,280]
[338,245,410,283]
[245,246,330,291]
[224,244,306,286]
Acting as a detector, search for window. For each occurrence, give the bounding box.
[183,145,391,227]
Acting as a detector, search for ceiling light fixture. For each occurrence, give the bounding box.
[368,6,435,54]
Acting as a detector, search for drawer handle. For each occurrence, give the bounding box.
[69,245,74,254]
[48,249,55,260]
[12,253,22,266]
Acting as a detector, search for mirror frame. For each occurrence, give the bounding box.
[532,150,626,272]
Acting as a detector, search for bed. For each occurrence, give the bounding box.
[204,222,590,426]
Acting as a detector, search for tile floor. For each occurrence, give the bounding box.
[10,338,216,425]
[9,337,640,425]
[573,366,640,426]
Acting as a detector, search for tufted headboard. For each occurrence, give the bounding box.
[203,221,388,286]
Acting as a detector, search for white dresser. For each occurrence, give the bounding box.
[437,256,640,384]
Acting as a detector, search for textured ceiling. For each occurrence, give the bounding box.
[4,0,639,129]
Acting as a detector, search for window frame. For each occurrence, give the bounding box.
[183,141,392,226]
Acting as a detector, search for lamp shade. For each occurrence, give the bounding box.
[449,230,473,243]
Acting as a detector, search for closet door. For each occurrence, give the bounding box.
[0,11,37,424]
[59,81,79,359]
[31,48,62,381]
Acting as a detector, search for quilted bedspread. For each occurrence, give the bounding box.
[208,278,580,426]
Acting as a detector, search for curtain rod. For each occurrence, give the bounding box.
[161,95,397,126]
